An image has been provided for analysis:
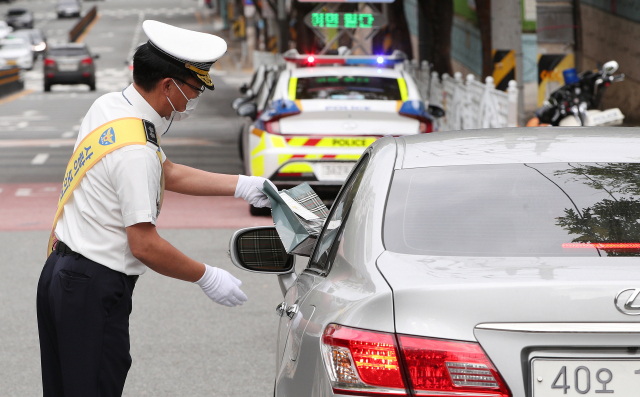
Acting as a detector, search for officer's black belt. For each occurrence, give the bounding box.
[55,241,138,284]
[55,241,77,255]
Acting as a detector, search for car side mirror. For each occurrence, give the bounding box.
[239,83,248,94]
[231,96,250,110]
[237,102,258,120]
[93,54,100,59]
[602,60,619,76]
[229,226,295,275]
[428,104,445,118]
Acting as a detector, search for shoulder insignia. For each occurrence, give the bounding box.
[142,119,158,147]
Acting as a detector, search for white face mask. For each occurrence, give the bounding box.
[166,78,201,122]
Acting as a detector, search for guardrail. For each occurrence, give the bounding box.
[69,6,98,42]
[405,60,518,130]
[0,67,24,98]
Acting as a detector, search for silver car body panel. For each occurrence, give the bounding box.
[275,137,398,396]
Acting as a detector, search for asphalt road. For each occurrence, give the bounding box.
[0,1,284,395]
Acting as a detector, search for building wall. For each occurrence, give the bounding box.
[581,0,640,23]
[580,3,640,121]
[451,16,483,76]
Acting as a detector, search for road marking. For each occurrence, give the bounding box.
[15,188,32,197]
[0,139,75,148]
[0,188,3,195]
[31,153,50,165]
[61,131,75,138]
[0,89,35,106]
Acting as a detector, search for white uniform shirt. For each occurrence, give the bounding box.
[55,84,169,275]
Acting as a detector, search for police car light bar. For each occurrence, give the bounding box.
[283,49,407,67]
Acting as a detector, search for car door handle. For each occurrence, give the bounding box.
[286,304,299,319]
[275,301,287,317]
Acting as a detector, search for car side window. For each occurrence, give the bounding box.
[307,154,370,274]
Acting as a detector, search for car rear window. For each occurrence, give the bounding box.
[7,10,26,16]
[0,42,27,50]
[48,47,87,56]
[294,76,402,100]
[384,163,640,257]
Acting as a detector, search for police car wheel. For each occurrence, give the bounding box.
[249,205,270,216]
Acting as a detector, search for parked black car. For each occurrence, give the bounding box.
[6,8,34,29]
[44,43,98,91]
[56,0,81,18]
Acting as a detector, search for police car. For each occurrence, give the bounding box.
[236,50,440,213]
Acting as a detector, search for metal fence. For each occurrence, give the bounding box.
[406,60,519,130]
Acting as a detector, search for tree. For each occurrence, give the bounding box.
[417,0,453,75]
[475,0,493,79]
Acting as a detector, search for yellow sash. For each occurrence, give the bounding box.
[47,117,163,255]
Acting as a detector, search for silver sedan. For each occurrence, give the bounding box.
[230,127,640,397]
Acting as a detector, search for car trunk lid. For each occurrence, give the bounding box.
[280,99,418,136]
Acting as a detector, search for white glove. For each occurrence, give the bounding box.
[195,264,248,307]
[234,175,276,208]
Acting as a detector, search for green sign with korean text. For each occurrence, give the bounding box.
[304,11,387,29]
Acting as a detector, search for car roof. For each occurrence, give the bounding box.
[397,127,640,169]
[291,66,402,79]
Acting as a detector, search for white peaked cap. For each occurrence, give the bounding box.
[142,20,227,89]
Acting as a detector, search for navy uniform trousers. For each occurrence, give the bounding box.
[37,243,138,397]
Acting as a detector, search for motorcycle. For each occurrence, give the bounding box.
[527,61,625,127]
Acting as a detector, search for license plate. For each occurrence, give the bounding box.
[315,162,354,181]
[6,59,16,65]
[588,109,624,126]
[532,359,640,396]
[58,64,78,72]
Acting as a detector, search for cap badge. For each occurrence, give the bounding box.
[185,63,213,86]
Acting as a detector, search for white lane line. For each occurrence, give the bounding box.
[61,131,75,138]
[0,188,3,195]
[31,153,50,165]
[15,188,32,197]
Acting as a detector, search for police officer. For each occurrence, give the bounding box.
[36,20,274,396]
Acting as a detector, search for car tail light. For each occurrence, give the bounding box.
[81,57,93,66]
[261,99,301,135]
[322,324,407,396]
[398,335,511,397]
[46,73,54,78]
[44,58,55,66]
[265,120,280,134]
[419,121,432,134]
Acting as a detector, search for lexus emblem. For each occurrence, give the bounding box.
[614,288,640,315]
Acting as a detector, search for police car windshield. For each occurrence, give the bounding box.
[295,76,402,100]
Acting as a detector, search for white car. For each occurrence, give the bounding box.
[236,50,443,211]
[0,38,33,69]
[0,21,13,39]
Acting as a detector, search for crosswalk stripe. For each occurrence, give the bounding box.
[15,188,32,197]
[31,153,50,165]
